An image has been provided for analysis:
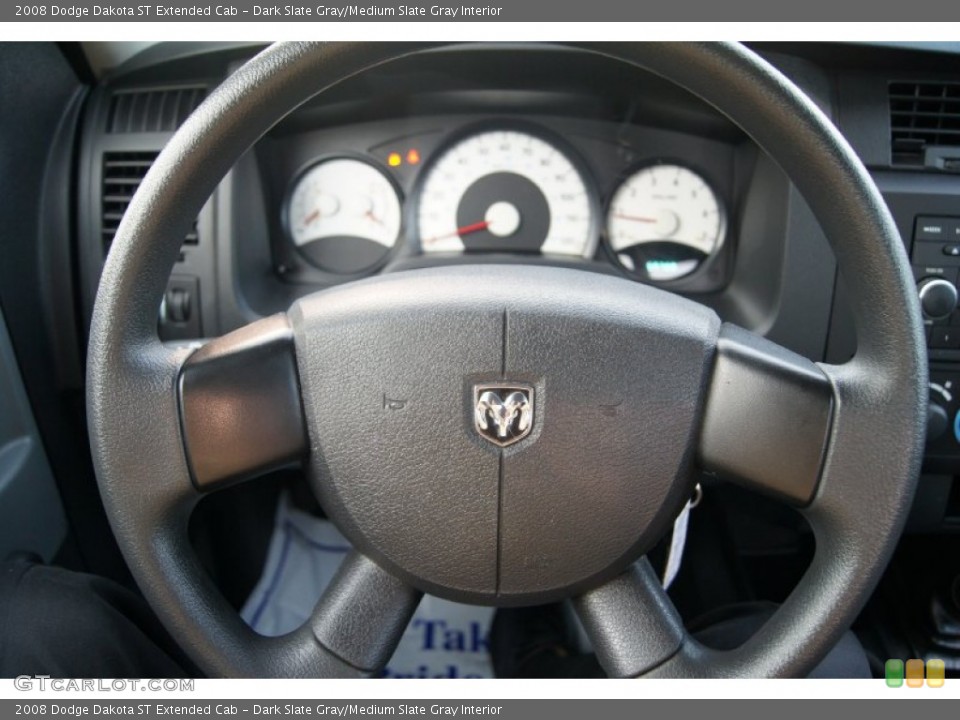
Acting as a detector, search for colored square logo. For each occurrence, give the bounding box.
[906,658,925,687]
[927,659,945,688]
[885,659,904,687]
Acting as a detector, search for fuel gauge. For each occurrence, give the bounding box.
[285,157,402,275]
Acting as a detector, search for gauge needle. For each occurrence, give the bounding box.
[303,209,321,226]
[457,220,492,236]
[364,210,384,226]
[425,220,491,244]
[613,213,657,223]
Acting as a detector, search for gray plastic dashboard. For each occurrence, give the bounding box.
[73,40,960,532]
[77,43,840,364]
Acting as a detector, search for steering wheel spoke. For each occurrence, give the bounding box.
[177,313,307,492]
[697,323,835,506]
[309,551,422,673]
[572,559,687,678]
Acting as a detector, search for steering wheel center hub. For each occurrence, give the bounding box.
[289,265,719,604]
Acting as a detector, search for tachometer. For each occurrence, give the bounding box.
[416,128,595,257]
[285,157,402,275]
[606,163,725,282]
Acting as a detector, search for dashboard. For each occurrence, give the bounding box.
[80,44,784,345]
[70,41,960,534]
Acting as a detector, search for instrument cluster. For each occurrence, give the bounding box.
[271,118,733,290]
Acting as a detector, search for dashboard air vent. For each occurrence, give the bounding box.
[106,86,206,134]
[890,81,960,166]
[101,151,198,254]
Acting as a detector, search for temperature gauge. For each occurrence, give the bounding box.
[285,157,402,275]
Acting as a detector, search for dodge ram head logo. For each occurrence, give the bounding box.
[473,384,534,447]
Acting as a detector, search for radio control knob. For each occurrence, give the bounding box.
[918,277,958,321]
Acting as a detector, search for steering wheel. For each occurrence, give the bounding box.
[87,42,927,678]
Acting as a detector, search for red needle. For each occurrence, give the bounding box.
[614,213,657,223]
[303,209,320,226]
[426,220,491,244]
[456,220,492,236]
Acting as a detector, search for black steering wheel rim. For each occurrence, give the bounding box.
[87,41,927,678]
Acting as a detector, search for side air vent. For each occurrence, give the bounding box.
[101,151,198,254]
[890,81,960,166]
[106,86,206,134]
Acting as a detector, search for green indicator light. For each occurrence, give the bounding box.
[885,659,904,687]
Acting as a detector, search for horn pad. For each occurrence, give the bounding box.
[290,266,720,605]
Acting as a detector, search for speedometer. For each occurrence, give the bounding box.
[416,128,595,257]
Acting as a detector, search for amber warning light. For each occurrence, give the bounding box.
[387,150,421,167]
